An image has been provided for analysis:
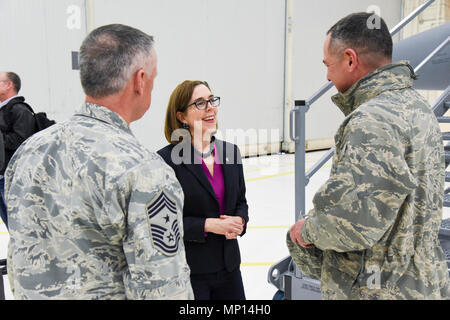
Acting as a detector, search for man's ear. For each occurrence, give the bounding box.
[343,48,358,71]
[5,80,13,91]
[134,68,145,95]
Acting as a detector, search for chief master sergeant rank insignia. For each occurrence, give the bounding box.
[147,190,181,256]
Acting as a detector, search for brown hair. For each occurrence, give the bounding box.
[164,80,211,144]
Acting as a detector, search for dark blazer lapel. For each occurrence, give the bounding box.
[215,139,233,213]
[182,143,217,201]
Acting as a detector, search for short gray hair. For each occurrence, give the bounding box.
[79,24,154,98]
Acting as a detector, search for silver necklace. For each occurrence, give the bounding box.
[193,142,215,158]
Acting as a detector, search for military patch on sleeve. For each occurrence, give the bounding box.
[146,190,181,256]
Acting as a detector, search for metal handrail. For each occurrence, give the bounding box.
[415,36,450,118]
[433,87,450,118]
[415,36,450,74]
[390,0,436,36]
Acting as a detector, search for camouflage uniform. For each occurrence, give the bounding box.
[5,103,194,300]
[287,61,449,299]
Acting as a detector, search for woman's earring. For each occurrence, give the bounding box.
[182,123,189,129]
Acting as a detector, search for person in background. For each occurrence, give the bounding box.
[0,72,36,228]
[5,24,193,300]
[158,80,248,300]
[287,12,449,299]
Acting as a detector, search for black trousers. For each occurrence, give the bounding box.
[190,268,246,300]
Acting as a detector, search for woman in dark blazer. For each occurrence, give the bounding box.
[157,80,249,300]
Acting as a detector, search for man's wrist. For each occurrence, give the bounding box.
[301,217,311,244]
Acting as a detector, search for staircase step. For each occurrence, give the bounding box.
[444,194,450,207]
[443,132,450,140]
[446,151,450,166]
[437,117,450,123]
[440,218,450,238]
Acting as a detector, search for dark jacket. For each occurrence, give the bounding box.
[158,138,249,275]
[0,96,36,174]
[0,133,4,173]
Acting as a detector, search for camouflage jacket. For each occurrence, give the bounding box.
[287,61,449,299]
[6,103,194,300]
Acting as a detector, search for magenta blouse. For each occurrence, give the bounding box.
[199,144,225,215]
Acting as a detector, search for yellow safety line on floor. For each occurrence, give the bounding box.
[244,159,332,174]
[240,262,276,267]
[245,171,294,182]
[245,165,331,183]
[0,232,8,235]
[244,162,295,173]
[247,225,290,229]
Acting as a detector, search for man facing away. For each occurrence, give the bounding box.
[6,24,193,299]
[0,72,37,228]
[287,12,449,299]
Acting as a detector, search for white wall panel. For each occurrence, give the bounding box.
[91,0,286,152]
[0,0,87,122]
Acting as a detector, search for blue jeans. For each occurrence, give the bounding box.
[0,177,7,229]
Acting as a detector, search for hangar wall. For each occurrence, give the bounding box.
[0,0,87,121]
[88,0,286,155]
[0,0,412,156]
[0,0,286,155]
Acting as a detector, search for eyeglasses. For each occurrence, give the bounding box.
[183,96,220,111]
